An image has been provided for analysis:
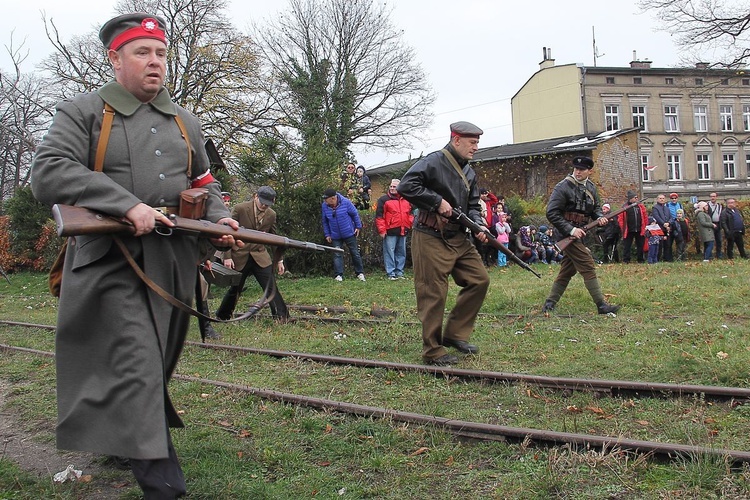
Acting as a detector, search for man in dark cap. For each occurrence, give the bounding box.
[542,156,620,315]
[31,12,240,498]
[216,186,289,322]
[397,121,490,366]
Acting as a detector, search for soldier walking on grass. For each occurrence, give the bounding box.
[541,156,620,315]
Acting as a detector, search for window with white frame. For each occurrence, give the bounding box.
[720,105,733,131]
[743,104,750,131]
[723,153,736,179]
[693,105,708,132]
[746,154,750,176]
[641,154,652,182]
[664,105,679,132]
[696,153,711,180]
[632,105,647,130]
[605,104,620,131]
[667,154,682,180]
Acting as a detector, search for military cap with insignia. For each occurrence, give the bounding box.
[99,13,167,51]
[449,121,483,138]
[571,156,594,170]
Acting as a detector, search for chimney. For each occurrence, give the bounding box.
[540,46,555,70]
[630,51,652,69]
[695,62,709,70]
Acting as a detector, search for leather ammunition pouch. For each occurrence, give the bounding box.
[417,210,463,238]
[179,188,209,219]
[563,211,590,227]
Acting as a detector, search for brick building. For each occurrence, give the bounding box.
[366,128,641,206]
[512,48,750,200]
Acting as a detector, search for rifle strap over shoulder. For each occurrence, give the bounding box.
[440,149,471,192]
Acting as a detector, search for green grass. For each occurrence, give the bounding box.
[2,260,750,498]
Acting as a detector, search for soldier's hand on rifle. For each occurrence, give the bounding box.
[475,227,489,243]
[213,217,243,249]
[127,203,173,236]
[596,217,608,226]
[437,199,452,218]
[571,227,586,239]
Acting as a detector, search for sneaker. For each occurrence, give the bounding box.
[388,275,398,281]
[357,273,366,282]
[335,275,343,282]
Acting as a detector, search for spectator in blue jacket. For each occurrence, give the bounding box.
[322,188,366,281]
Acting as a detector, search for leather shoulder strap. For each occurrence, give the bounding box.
[94,103,115,172]
[173,114,193,178]
[440,149,470,192]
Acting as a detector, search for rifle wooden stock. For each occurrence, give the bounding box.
[554,199,644,253]
[450,208,541,279]
[51,204,343,254]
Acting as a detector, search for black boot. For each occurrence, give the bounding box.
[597,302,621,315]
[198,301,222,341]
[541,300,556,313]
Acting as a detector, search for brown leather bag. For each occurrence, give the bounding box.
[179,188,209,219]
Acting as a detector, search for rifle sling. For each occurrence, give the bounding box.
[112,236,271,324]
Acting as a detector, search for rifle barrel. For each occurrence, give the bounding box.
[450,208,541,279]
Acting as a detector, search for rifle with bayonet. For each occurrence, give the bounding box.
[450,207,542,279]
[51,204,344,254]
[554,199,645,253]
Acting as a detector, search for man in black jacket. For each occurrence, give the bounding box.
[542,156,620,315]
[397,121,490,366]
[720,197,747,259]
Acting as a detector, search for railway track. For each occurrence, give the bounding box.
[2,318,750,463]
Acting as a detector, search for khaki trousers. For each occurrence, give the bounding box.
[411,230,489,361]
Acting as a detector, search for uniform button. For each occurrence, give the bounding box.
[159,198,166,204]
[151,128,157,134]
[159,173,166,180]
[155,150,162,156]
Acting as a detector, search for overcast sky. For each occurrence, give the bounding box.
[2,0,685,168]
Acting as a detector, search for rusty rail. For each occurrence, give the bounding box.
[188,341,750,402]
[1,342,748,464]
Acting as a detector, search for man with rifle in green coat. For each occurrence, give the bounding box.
[541,156,621,315]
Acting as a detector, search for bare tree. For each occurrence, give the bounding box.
[39,0,274,155]
[256,0,435,160]
[0,37,56,203]
[639,0,750,68]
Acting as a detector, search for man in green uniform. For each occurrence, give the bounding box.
[542,156,620,315]
[31,13,239,498]
[397,121,490,366]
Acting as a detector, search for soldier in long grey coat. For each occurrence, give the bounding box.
[31,13,239,498]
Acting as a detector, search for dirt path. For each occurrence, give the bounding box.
[0,379,135,499]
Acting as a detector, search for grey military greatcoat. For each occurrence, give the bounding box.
[31,81,230,460]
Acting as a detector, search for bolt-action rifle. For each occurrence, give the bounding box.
[554,199,645,253]
[51,204,343,254]
[450,207,541,279]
